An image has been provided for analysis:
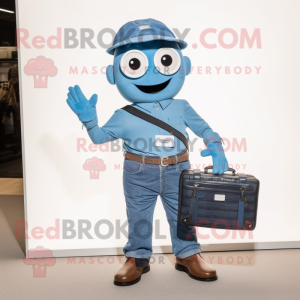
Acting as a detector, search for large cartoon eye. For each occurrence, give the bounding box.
[154,48,181,75]
[120,50,148,78]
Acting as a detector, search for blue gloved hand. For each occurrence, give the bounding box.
[66,85,98,122]
[201,142,229,174]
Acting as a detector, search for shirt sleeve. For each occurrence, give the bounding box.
[182,100,222,146]
[82,109,124,144]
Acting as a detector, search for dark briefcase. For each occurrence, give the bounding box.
[178,167,260,230]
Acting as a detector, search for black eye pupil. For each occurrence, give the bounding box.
[129,58,140,70]
[161,55,172,67]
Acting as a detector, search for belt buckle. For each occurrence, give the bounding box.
[161,156,169,167]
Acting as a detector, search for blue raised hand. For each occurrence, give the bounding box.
[201,142,229,174]
[66,85,98,122]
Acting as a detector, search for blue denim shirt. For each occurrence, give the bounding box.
[83,99,221,156]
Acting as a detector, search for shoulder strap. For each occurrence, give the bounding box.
[122,105,189,151]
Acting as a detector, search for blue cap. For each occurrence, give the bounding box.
[106,18,188,55]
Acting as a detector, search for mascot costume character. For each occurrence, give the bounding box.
[67,19,228,286]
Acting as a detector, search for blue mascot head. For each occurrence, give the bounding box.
[106,19,191,103]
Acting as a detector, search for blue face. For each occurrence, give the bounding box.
[106,41,191,103]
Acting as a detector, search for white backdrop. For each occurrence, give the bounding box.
[16,0,300,257]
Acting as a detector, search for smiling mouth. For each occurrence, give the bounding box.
[134,79,171,94]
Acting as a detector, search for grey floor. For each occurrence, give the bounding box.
[0,195,299,300]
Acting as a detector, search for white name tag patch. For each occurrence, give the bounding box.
[155,135,175,147]
[139,25,151,30]
[214,194,225,201]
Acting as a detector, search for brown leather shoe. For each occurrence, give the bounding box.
[114,257,150,286]
[175,254,218,281]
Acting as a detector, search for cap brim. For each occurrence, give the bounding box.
[106,35,188,55]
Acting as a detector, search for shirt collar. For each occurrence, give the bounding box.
[134,99,173,113]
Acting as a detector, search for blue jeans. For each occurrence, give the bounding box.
[122,152,201,259]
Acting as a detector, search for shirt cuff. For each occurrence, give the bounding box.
[204,132,222,146]
[82,117,98,130]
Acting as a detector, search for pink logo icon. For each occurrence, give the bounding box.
[83,157,106,179]
[23,246,56,277]
[24,56,57,88]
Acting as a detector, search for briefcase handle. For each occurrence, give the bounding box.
[204,165,236,175]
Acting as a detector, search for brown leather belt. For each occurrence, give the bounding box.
[125,151,189,167]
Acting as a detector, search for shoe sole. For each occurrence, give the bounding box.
[113,265,150,286]
[175,264,218,282]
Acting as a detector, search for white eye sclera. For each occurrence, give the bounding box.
[120,50,148,78]
[154,48,181,75]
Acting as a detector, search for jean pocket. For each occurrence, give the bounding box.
[176,160,190,174]
[123,160,142,174]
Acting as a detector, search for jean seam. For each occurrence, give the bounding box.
[159,165,166,194]
[123,167,142,175]
[123,161,142,175]
[175,164,181,173]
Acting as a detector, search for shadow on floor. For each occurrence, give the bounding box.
[0,195,26,255]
